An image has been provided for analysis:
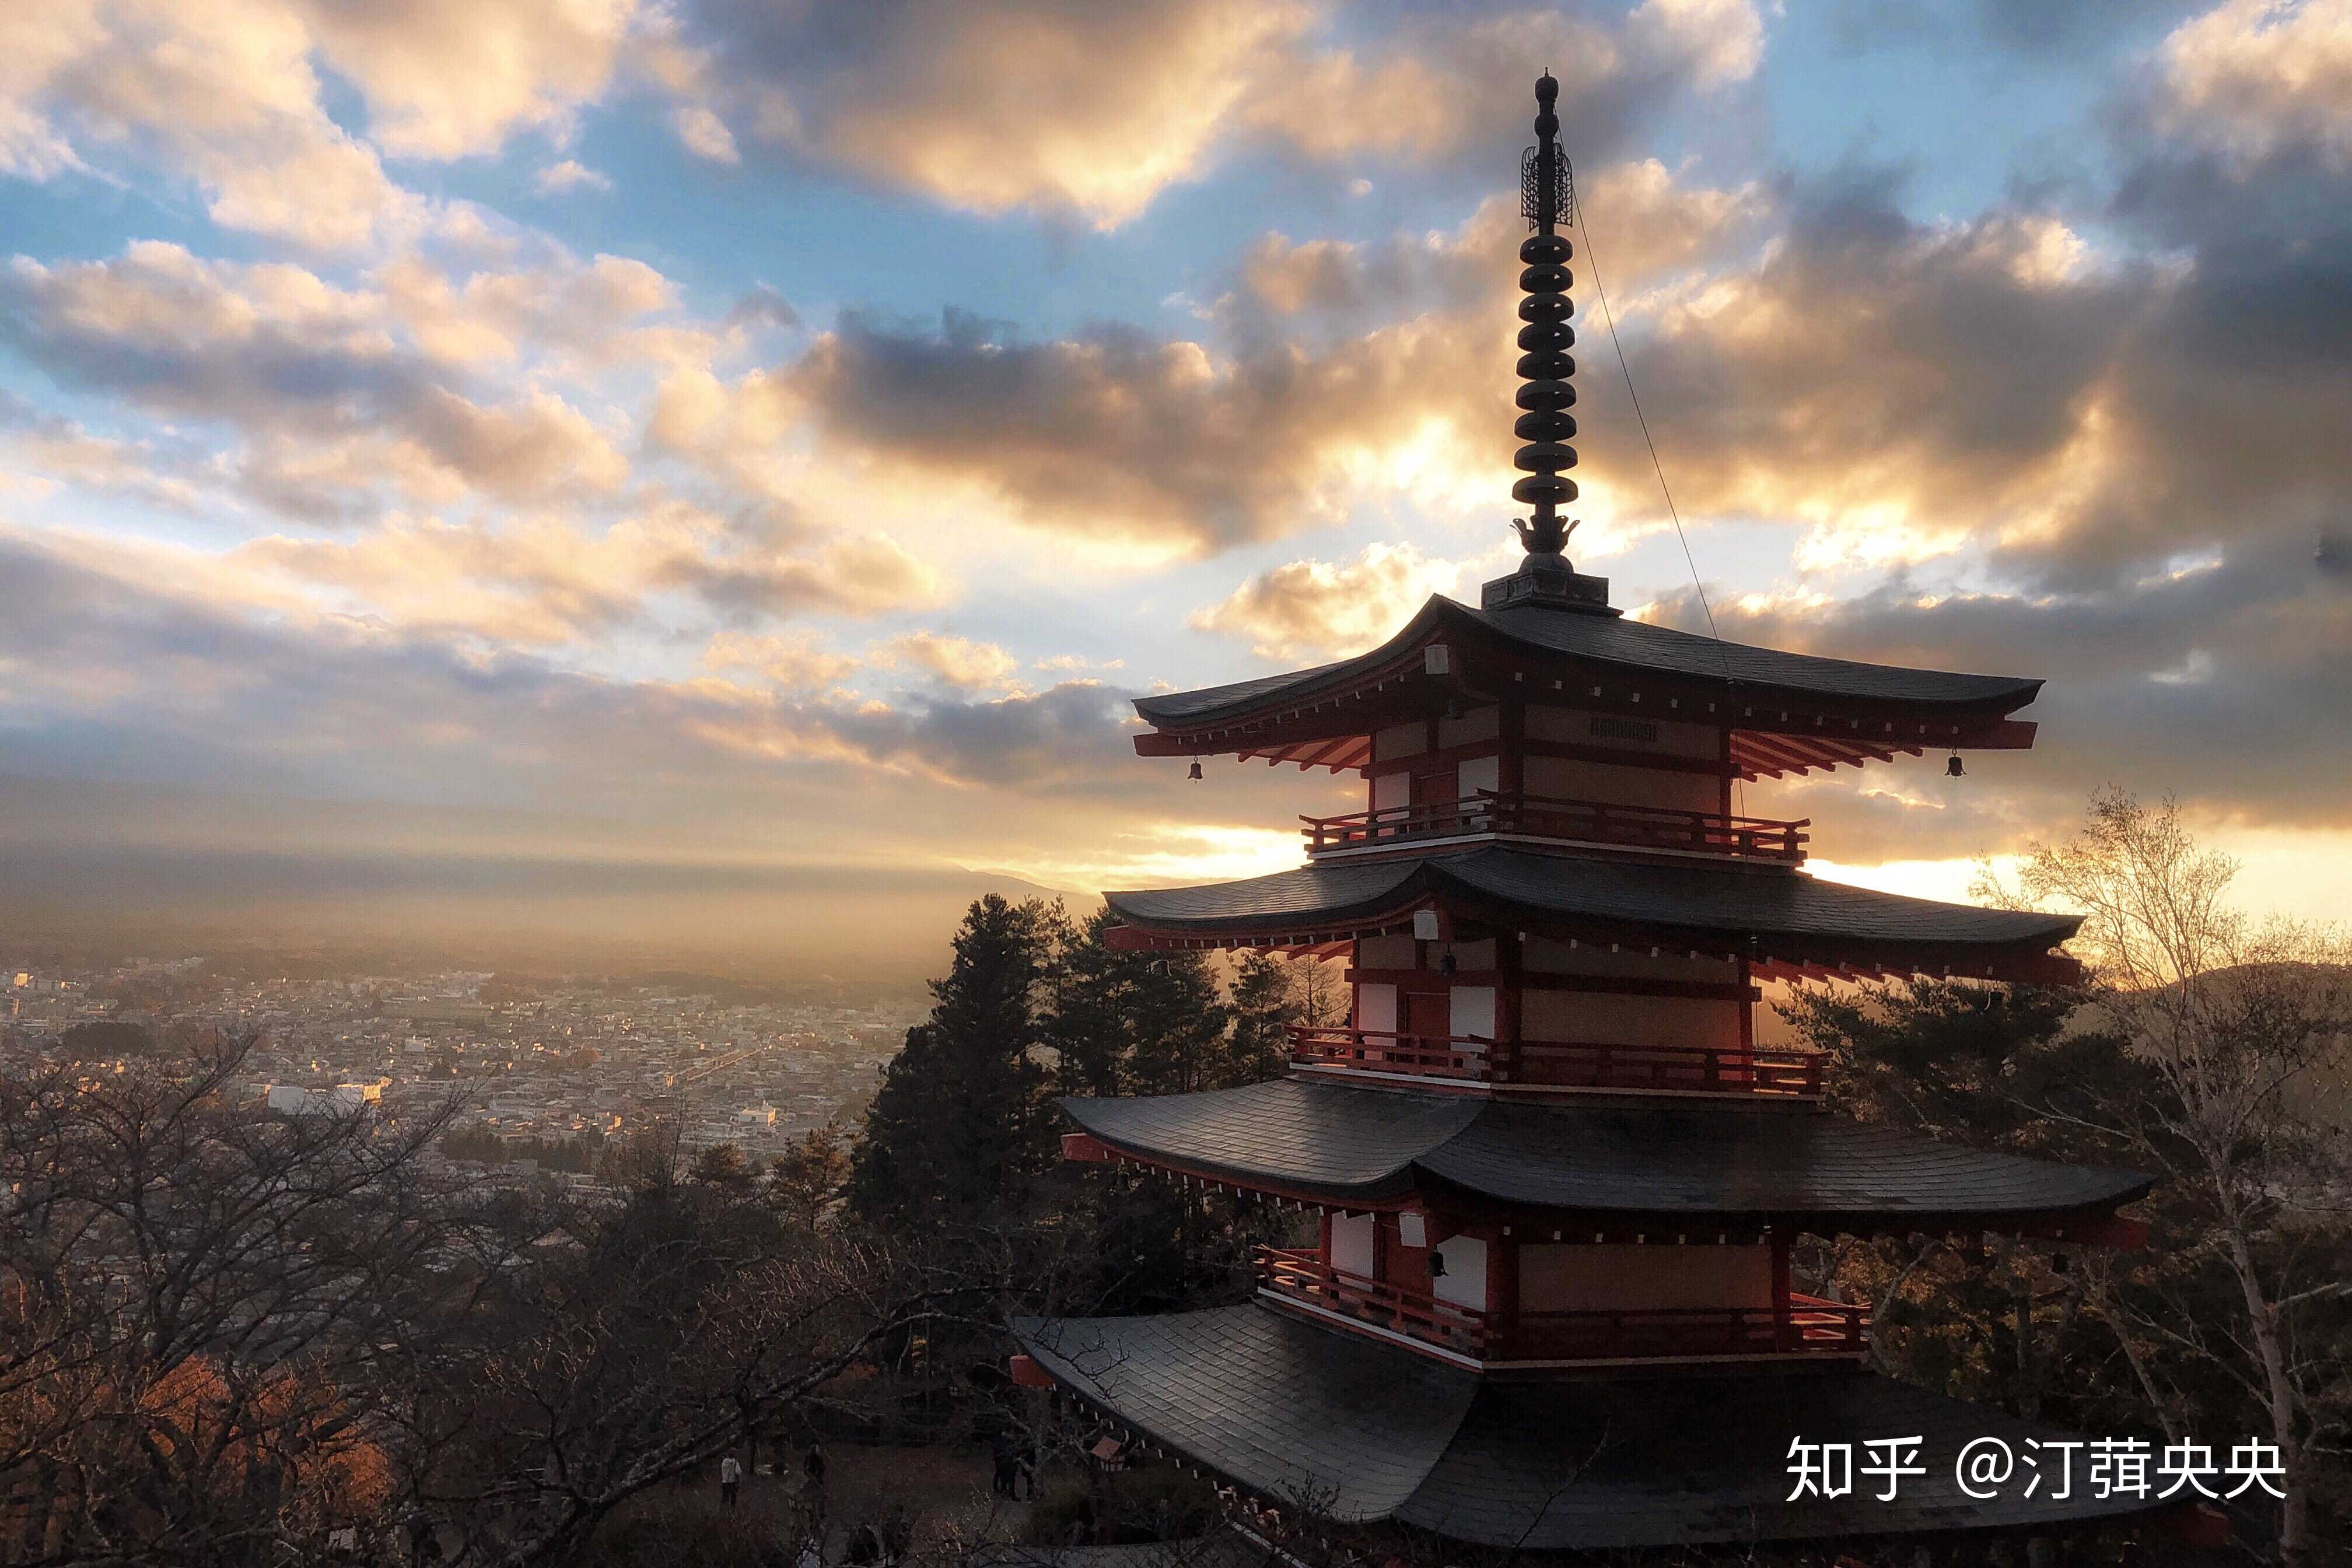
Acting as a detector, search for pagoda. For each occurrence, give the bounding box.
[1013,77,2190,1556]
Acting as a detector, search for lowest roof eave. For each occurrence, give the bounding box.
[1009,1307,2180,1550]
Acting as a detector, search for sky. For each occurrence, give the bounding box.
[3,0,2350,978]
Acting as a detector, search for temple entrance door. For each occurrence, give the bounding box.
[1404,990,1451,1048]
[1412,767,1459,833]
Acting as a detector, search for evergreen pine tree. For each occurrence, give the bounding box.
[1226,950,1303,1084]
[1045,911,1230,1098]
[848,895,1059,1223]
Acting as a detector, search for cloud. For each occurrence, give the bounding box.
[0,0,420,249]
[377,250,676,368]
[1658,533,2352,854]
[0,0,646,248]
[724,285,800,332]
[0,242,660,515]
[0,528,1136,803]
[873,631,1021,690]
[758,159,1762,556]
[534,158,613,194]
[659,0,1765,228]
[1190,542,1467,659]
[672,103,740,163]
[2152,0,2352,169]
[778,299,1501,554]
[0,399,204,510]
[701,630,858,690]
[1244,0,1762,164]
[655,526,947,624]
[293,0,640,160]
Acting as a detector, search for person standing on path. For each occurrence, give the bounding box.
[720,1454,743,1508]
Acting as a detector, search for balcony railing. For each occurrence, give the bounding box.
[1255,1247,1868,1363]
[1289,1026,1825,1097]
[1302,789,1808,863]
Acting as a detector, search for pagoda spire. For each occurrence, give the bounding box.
[1512,71,1577,558]
[1483,73,1613,614]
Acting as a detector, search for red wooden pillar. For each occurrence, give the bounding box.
[1769,1230,1794,1351]
[1496,933,1524,1081]
[1498,696,1525,797]
[1737,956,1755,1052]
[1488,1236,1520,1357]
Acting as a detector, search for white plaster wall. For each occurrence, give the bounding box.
[1455,754,1501,801]
[1374,722,1426,762]
[1522,989,1741,1051]
[1437,706,1501,749]
[1521,939,1739,982]
[1331,1213,1376,1279]
[1358,936,1418,970]
[1355,984,1398,1034]
[1370,770,1410,813]
[1446,939,1496,970]
[1524,754,1719,814]
[1525,705,1720,760]
[1519,1244,1772,1311]
[1450,986,1497,1041]
[1431,1235,1489,1312]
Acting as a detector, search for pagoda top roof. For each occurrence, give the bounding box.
[1059,1079,2152,1226]
[1012,1305,2167,1550]
[1102,845,2080,981]
[1136,593,2042,731]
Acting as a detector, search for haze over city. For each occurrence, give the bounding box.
[5,0,2351,980]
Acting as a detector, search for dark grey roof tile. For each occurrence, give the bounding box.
[1062,1080,2154,1220]
[1103,847,2080,956]
[1132,597,2042,729]
[1012,1306,2168,1550]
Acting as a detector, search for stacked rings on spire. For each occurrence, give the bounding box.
[1511,229,1578,512]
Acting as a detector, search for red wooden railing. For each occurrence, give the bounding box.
[1254,1247,1868,1362]
[1255,1247,1487,1356]
[1301,789,1809,863]
[1287,1026,1824,1097]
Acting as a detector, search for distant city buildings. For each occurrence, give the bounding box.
[0,956,921,1189]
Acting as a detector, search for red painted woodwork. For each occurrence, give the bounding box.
[1060,1132,1116,1163]
[1254,1247,1868,1363]
[1289,1025,1825,1098]
[1383,1215,1433,1298]
[1303,789,1810,863]
[1009,1354,1054,1389]
[2150,1504,2231,1548]
[1402,991,1452,1041]
[1409,768,1458,810]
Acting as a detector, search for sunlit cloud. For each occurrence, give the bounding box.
[4,0,2351,957]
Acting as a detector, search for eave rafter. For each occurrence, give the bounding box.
[1062,1132,2146,1247]
[1138,619,2040,780]
[1107,893,2081,986]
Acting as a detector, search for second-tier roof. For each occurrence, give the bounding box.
[1060,1079,2154,1228]
[1102,845,2081,981]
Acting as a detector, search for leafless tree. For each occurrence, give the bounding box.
[391,1174,987,1566]
[0,1030,468,1564]
[1983,789,2352,1563]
